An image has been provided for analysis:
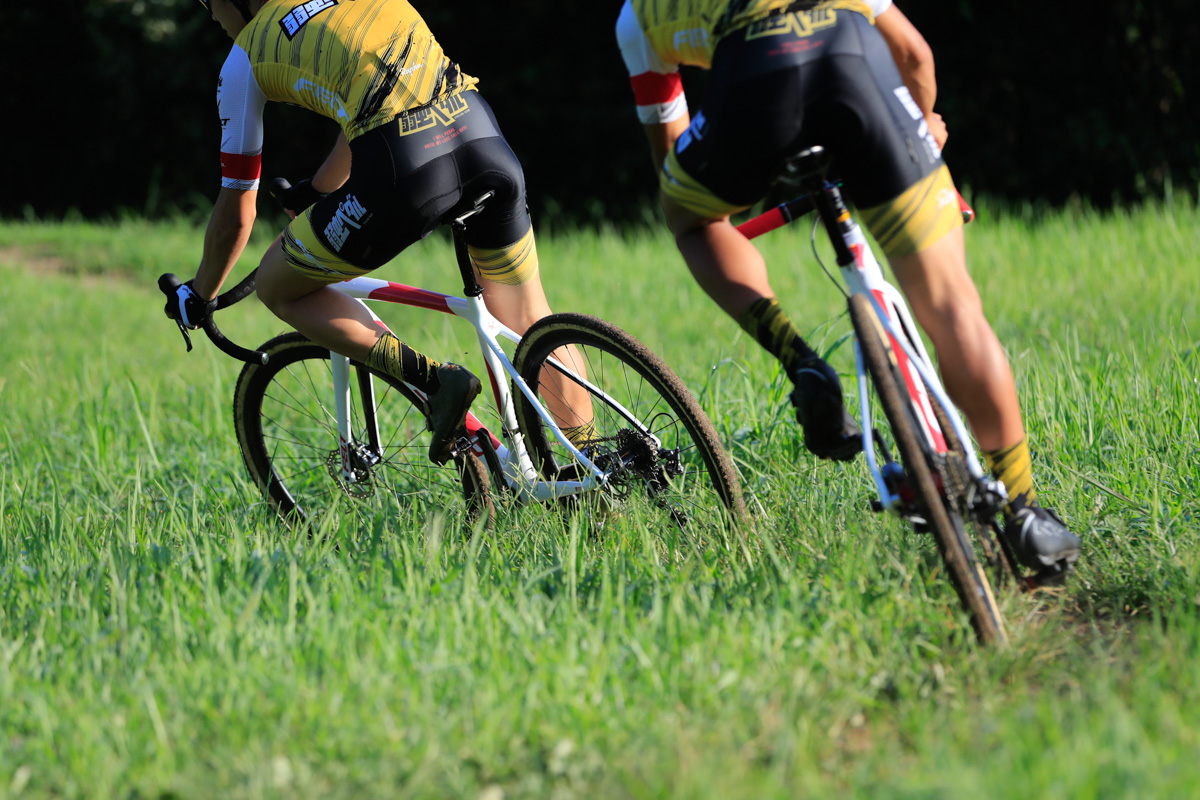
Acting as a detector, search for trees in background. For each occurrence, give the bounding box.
[3,1,1193,221]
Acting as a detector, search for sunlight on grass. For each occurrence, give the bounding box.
[1,197,1198,797]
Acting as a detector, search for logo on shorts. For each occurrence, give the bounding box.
[893,87,923,121]
[398,93,470,136]
[279,0,338,40]
[324,194,369,252]
[676,110,707,153]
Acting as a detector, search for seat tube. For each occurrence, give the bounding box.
[356,364,382,455]
[331,351,355,482]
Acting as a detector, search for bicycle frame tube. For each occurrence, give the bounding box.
[834,221,985,482]
[330,352,357,483]
[323,276,617,503]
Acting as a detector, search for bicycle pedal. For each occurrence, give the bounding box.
[1027,560,1074,590]
[448,432,475,459]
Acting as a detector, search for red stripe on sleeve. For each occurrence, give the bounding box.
[629,71,683,106]
[220,152,262,181]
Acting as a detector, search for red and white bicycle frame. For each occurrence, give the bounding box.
[833,220,990,513]
[322,276,655,504]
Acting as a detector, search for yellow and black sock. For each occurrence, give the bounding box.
[737,297,817,374]
[365,333,442,395]
[562,420,598,448]
[983,438,1037,518]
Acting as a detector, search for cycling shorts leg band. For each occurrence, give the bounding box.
[661,148,749,220]
[858,165,963,258]
[281,209,374,284]
[468,226,539,286]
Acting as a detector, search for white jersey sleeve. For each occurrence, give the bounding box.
[616,0,689,125]
[216,45,268,191]
[867,0,894,16]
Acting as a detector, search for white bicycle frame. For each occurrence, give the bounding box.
[319,276,663,504]
[833,220,989,514]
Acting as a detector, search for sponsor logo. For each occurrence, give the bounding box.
[672,28,709,50]
[937,188,956,209]
[399,63,425,78]
[398,93,470,136]
[294,78,349,121]
[324,193,369,251]
[893,87,923,122]
[279,0,338,40]
[745,8,836,40]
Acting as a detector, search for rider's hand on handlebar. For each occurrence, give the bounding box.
[268,177,325,219]
[164,280,217,330]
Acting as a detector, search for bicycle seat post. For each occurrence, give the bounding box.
[789,146,855,268]
[451,191,495,298]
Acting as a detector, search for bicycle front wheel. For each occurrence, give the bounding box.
[233,332,492,535]
[848,294,1007,645]
[512,313,747,532]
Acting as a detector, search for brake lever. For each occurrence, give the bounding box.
[171,318,195,352]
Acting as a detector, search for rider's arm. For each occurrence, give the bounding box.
[192,43,268,299]
[616,0,690,171]
[643,117,691,171]
[874,5,947,147]
[312,131,352,194]
[194,187,257,299]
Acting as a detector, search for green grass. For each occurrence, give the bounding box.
[1,197,1199,798]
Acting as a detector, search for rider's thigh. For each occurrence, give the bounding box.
[255,239,331,311]
[478,277,553,337]
[887,227,983,333]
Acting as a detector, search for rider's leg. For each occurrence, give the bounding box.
[886,226,1023,452]
[888,227,1080,568]
[255,238,382,362]
[255,240,480,465]
[467,229,596,447]
[663,194,861,461]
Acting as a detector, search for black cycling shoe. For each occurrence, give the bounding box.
[789,358,862,462]
[1004,506,1082,571]
[425,363,482,466]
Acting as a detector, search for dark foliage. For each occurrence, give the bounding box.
[2,1,1194,223]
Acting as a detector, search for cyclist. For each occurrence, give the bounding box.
[615,0,1081,572]
[166,0,592,465]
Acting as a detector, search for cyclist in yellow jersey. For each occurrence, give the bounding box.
[166,0,589,465]
[617,0,1081,571]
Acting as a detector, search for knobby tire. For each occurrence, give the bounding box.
[233,332,493,536]
[512,313,748,532]
[848,295,1007,645]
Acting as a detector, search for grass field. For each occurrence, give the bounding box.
[1,197,1198,798]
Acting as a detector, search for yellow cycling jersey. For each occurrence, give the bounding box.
[235,0,478,141]
[630,0,880,69]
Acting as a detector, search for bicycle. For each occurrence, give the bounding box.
[737,146,1027,646]
[160,191,747,539]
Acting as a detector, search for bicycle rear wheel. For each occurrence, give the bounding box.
[233,332,493,535]
[848,294,1007,645]
[512,313,747,533]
